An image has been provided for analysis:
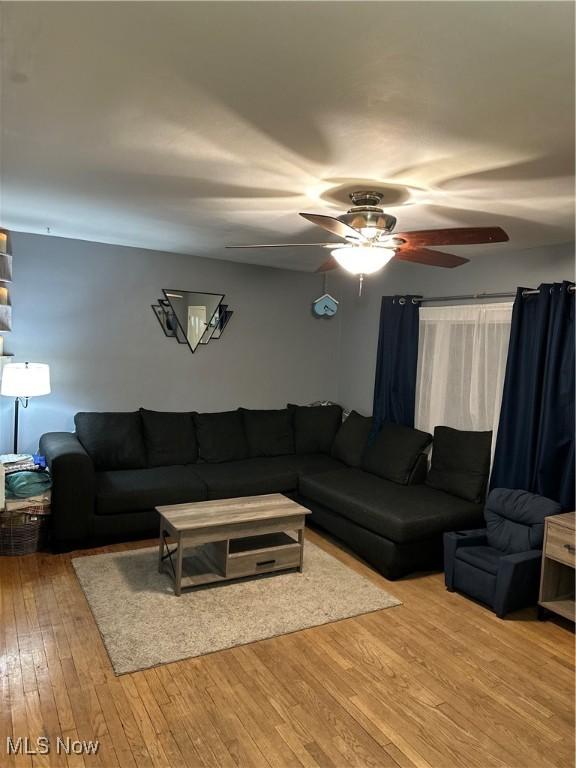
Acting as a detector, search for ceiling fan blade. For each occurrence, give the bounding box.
[394,247,469,268]
[396,226,509,247]
[299,212,367,242]
[226,243,335,249]
[316,256,339,273]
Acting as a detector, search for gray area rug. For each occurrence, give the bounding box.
[73,542,401,675]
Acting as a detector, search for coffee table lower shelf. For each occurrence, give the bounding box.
[159,530,304,595]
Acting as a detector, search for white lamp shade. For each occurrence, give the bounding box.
[1,362,51,397]
[331,246,396,275]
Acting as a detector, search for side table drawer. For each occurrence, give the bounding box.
[546,523,576,568]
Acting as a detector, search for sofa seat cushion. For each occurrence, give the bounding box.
[289,454,345,476]
[456,545,501,575]
[299,468,483,544]
[190,457,298,500]
[96,466,208,515]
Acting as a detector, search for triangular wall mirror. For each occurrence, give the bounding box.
[162,289,225,353]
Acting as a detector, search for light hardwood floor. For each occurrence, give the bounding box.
[0,528,574,768]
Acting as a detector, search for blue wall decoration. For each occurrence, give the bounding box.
[312,293,339,318]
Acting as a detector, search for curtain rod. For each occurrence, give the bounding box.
[411,286,575,304]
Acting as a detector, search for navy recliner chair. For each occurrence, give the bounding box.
[444,488,561,617]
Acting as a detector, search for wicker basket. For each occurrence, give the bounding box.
[0,500,51,556]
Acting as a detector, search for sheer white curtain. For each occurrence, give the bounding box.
[415,303,513,447]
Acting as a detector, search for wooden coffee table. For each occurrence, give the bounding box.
[156,493,310,595]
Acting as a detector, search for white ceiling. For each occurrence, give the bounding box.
[1,1,574,271]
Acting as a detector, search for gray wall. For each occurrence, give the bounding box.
[3,232,573,455]
[335,242,575,415]
[2,232,341,453]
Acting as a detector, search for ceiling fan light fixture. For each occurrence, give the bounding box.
[331,246,395,275]
[359,226,381,239]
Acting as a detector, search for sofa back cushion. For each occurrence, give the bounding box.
[240,408,294,457]
[485,488,561,553]
[75,412,147,470]
[288,404,342,454]
[362,422,432,485]
[426,426,492,503]
[331,411,373,467]
[193,410,249,463]
[140,409,198,467]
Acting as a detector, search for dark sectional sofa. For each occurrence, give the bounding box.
[40,404,491,579]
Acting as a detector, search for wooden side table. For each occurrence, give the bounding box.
[538,511,575,622]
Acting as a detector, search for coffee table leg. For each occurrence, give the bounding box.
[175,534,184,596]
[158,524,165,574]
[298,527,304,573]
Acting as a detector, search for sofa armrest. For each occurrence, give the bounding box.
[445,529,488,547]
[39,432,95,549]
[443,529,488,589]
[494,549,542,618]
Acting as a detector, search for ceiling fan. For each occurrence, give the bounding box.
[227,191,509,288]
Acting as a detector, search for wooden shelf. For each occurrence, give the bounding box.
[228,532,298,557]
[0,253,12,283]
[0,306,11,332]
[539,597,575,622]
[179,544,226,588]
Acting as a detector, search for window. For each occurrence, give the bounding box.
[415,303,513,450]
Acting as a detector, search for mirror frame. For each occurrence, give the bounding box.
[162,289,225,353]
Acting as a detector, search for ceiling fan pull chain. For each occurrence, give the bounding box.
[358,274,364,297]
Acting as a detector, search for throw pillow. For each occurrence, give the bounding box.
[75,412,147,470]
[193,410,249,463]
[426,426,492,503]
[240,408,294,457]
[287,404,342,454]
[140,409,198,467]
[331,411,373,467]
[362,422,432,484]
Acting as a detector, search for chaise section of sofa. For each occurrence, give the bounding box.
[298,468,483,579]
[297,423,490,579]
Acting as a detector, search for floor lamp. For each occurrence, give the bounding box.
[1,362,51,453]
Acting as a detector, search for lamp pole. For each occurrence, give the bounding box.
[13,396,28,454]
[13,397,18,454]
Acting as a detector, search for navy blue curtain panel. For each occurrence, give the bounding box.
[372,295,420,429]
[491,281,575,510]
